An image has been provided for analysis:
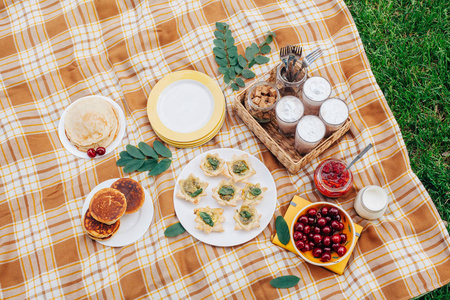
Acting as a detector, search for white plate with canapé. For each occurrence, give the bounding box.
[173,148,277,247]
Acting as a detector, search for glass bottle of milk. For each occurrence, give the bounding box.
[354,186,389,219]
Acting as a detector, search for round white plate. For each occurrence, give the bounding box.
[173,148,277,247]
[58,95,126,159]
[157,79,214,134]
[82,178,154,247]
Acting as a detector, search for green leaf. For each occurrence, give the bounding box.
[164,222,186,237]
[153,140,172,157]
[213,39,225,48]
[188,188,203,198]
[235,77,245,87]
[234,65,243,74]
[224,73,231,84]
[250,43,259,53]
[255,55,270,64]
[126,144,145,159]
[239,210,252,219]
[207,157,219,170]
[261,44,271,54]
[228,45,238,57]
[213,47,226,58]
[248,60,256,68]
[224,29,232,40]
[119,151,133,159]
[199,212,214,227]
[231,83,239,91]
[229,68,236,79]
[270,275,300,289]
[245,47,257,61]
[215,22,225,31]
[275,216,290,245]
[148,158,172,176]
[242,69,255,79]
[116,157,134,167]
[218,186,235,196]
[214,31,224,39]
[238,55,247,68]
[215,56,227,67]
[229,55,238,66]
[225,37,235,48]
[138,159,158,172]
[138,142,158,159]
[249,187,261,196]
[218,66,229,75]
[265,34,274,44]
[123,159,145,173]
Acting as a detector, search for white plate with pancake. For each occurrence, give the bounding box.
[173,148,278,247]
[82,178,154,247]
[58,95,126,159]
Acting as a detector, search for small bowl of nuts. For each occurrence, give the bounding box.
[245,81,280,123]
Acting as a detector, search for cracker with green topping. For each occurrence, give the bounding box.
[176,173,209,204]
[212,180,241,207]
[234,204,261,231]
[194,206,225,233]
[200,153,230,177]
[226,154,256,182]
[241,182,267,206]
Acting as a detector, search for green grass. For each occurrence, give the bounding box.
[345,0,450,298]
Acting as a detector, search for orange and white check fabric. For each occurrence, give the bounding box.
[0,0,449,299]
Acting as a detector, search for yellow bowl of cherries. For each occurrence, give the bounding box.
[290,202,356,266]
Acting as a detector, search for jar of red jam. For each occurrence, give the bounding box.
[314,158,353,198]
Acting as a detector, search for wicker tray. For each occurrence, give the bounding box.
[232,66,351,174]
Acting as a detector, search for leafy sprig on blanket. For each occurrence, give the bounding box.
[213,22,276,92]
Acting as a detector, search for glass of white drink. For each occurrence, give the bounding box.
[302,76,331,115]
[275,96,304,136]
[294,115,326,154]
[319,98,349,135]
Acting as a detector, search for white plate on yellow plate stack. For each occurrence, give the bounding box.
[147,71,225,148]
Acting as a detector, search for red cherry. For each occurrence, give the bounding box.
[295,240,305,250]
[316,217,326,227]
[312,248,323,258]
[303,225,311,234]
[87,148,96,158]
[96,147,106,156]
[332,243,340,252]
[337,246,347,257]
[294,222,304,232]
[331,234,341,244]
[308,233,314,241]
[313,226,321,234]
[329,207,339,216]
[309,241,315,248]
[299,215,309,224]
[323,247,331,253]
[334,214,341,222]
[340,234,347,244]
[321,207,329,216]
[323,236,331,246]
[321,252,331,262]
[307,208,317,217]
[313,234,322,244]
[302,235,307,242]
[303,244,311,251]
[308,217,315,225]
[293,231,302,241]
[325,216,332,224]
[338,222,344,231]
[331,220,340,230]
[322,226,331,235]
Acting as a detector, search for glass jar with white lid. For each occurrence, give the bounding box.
[354,185,389,220]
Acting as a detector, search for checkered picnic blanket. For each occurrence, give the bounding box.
[1,0,449,299]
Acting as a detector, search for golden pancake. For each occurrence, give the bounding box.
[89,188,127,225]
[82,209,120,239]
[64,97,119,151]
[110,178,145,214]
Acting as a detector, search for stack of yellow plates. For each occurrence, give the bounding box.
[147,71,226,148]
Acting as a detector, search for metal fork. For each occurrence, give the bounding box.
[288,45,303,81]
[279,45,291,71]
[301,47,323,69]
